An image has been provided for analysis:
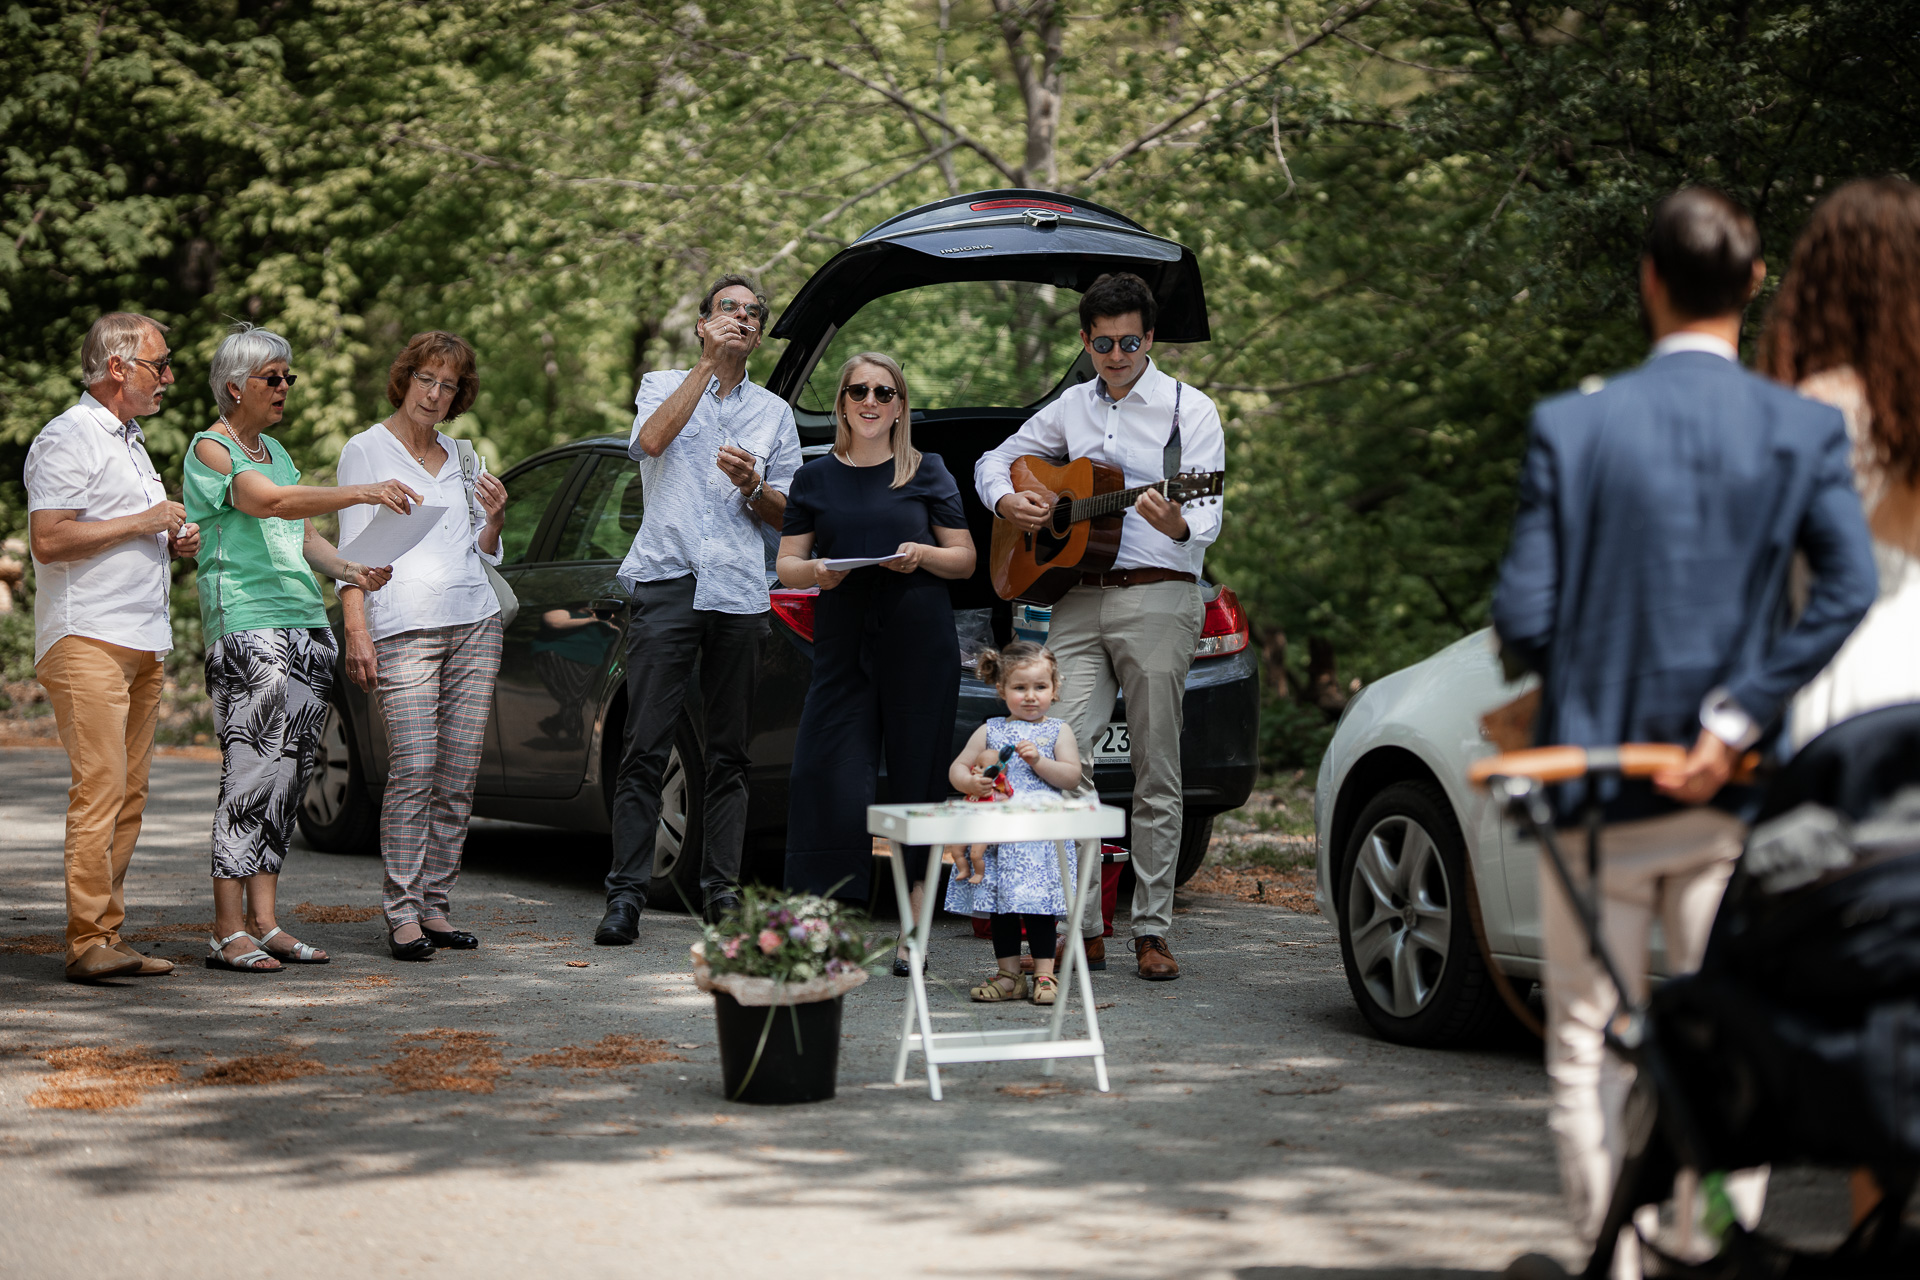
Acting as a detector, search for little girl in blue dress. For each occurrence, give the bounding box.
[943,641,1082,1006]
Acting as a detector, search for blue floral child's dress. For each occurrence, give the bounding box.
[944,716,1074,916]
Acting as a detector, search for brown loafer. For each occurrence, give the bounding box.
[64,944,144,984]
[1131,935,1179,981]
[111,942,175,976]
[1055,933,1106,971]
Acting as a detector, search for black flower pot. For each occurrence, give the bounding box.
[713,992,844,1104]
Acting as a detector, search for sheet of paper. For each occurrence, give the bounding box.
[820,552,908,572]
[336,504,447,567]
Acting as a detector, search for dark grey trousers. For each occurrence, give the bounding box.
[606,576,767,909]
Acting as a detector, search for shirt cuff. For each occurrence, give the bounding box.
[1699,686,1761,751]
[477,540,504,567]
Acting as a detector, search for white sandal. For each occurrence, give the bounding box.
[258,926,329,965]
[205,931,282,973]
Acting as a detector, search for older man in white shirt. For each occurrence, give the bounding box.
[25,312,201,983]
[977,272,1225,982]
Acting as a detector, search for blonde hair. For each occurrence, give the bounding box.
[975,641,1058,690]
[82,312,168,386]
[833,351,920,489]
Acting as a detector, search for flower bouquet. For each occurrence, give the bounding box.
[691,889,883,1104]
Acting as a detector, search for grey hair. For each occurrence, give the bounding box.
[209,323,294,414]
[81,312,168,385]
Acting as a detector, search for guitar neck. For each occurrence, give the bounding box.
[1068,480,1179,524]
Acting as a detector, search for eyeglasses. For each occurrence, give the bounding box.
[247,372,299,389]
[843,383,899,404]
[128,355,173,374]
[1089,335,1144,355]
[712,298,768,322]
[411,371,460,396]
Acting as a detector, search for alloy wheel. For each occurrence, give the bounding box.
[654,745,688,880]
[1345,812,1453,1018]
[303,705,351,827]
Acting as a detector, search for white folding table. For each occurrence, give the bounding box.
[868,801,1127,1100]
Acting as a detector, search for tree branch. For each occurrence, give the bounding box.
[1202,326,1464,397]
[746,139,967,275]
[1333,30,1478,75]
[790,53,1021,184]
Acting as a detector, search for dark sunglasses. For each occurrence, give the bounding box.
[843,383,899,404]
[1089,335,1144,354]
[128,355,173,374]
[248,372,299,389]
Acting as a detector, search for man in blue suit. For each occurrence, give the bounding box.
[1492,187,1876,1272]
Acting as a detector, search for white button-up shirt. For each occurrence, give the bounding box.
[975,360,1225,575]
[334,424,503,642]
[617,369,802,614]
[23,393,173,663]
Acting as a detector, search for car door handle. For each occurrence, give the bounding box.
[590,597,629,618]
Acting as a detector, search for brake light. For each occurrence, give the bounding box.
[1195,586,1249,658]
[969,198,1072,213]
[770,587,818,643]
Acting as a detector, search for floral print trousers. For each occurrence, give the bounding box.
[206,627,336,878]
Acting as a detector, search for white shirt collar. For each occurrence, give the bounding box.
[1092,358,1165,406]
[1649,332,1738,363]
[78,391,142,441]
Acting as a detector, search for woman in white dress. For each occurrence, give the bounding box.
[1759,176,1920,754]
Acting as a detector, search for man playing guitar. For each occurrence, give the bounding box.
[975,271,1226,981]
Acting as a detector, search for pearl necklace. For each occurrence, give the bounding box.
[217,419,270,464]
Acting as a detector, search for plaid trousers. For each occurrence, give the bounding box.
[374,617,502,928]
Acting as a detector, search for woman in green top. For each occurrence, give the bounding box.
[186,323,420,974]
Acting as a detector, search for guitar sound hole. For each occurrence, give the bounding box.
[1034,493,1073,566]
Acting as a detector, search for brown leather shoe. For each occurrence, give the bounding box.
[1055,932,1107,971]
[1131,935,1179,981]
[64,944,144,984]
[111,942,175,976]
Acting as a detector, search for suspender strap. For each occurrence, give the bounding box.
[1161,382,1183,480]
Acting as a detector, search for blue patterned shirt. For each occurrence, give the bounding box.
[617,369,803,614]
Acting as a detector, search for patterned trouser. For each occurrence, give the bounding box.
[374,617,502,928]
[207,627,337,878]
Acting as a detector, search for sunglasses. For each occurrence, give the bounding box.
[248,372,299,389]
[1089,335,1144,354]
[843,383,899,404]
[128,355,174,374]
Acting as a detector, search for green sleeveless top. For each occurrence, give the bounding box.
[184,431,328,644]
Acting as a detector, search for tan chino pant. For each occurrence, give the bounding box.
[35,635,165,964]
[1541,807,1766,1276]
[1048,580,1203,940]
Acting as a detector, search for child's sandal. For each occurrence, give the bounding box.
[1030,975,1059,1005]
[969,973,1029,1002]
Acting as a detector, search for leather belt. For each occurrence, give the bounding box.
[1080,568,1197,589]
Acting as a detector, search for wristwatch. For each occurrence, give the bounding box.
[745,476,766,504]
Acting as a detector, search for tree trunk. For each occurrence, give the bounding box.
[1252,622,1291,698]
[1307,635,1348,718]
[992,0,1064,189]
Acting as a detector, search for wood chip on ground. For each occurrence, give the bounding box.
[292,903,382,924]
[29,1045,182,1110]
[517,1035,686,1071]
[382,1029,505,1094]
[1183,865,1318,912]
[198,1051,328,1087]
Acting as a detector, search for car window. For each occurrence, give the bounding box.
[553,455,644,563]
[496,455,579,566]
[797,280,1083,413]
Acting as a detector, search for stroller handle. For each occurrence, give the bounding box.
[1469,743,1758,788]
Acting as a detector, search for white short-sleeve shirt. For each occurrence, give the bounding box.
[23,394,173,663]
[334,424,503,642]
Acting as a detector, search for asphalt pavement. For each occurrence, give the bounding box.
[0,743,1776,1278]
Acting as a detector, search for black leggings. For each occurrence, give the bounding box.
[990,913,1057,961]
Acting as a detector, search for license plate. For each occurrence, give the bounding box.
[1091,721,1130,765]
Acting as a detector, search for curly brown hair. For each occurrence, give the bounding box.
[1759,177,1920,486]
[386,331,479,421]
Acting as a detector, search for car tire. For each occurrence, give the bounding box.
[600,703,708,914]
[1334,780,1503,1047]
[1172,809,1218,887]
[298,699,379,855]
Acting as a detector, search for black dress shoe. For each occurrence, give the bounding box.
[891,954,930,977]
[702,892,742,926]
[388,930,436,962]
[594,900,640,946]
[421,926,478,950]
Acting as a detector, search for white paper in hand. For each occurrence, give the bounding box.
[820,552,908,572]
[336,504,447,568]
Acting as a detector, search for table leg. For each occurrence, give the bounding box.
[915,843,945,1099]
[888,840,916,1086]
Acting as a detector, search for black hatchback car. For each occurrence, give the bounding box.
[299,189,1260,907]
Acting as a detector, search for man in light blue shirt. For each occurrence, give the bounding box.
[596,274,802,943]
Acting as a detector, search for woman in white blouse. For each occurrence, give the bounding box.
[337,331,508,962]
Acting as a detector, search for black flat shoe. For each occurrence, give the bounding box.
[594,900,640,946]
[420,926,478,950]
[388,930,436,962]
[702,892,742,926]
[891,954,929,978]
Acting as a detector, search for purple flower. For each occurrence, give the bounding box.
[788,925,808,943]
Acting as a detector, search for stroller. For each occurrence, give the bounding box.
[1473,702,1920,1278]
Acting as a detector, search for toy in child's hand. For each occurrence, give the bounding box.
[953,746,1016,886]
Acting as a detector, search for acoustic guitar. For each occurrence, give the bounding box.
[989,455,1225,604]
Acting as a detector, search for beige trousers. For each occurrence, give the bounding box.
[1047,580,1203,939]
[35,635,165,964]
[1541,807,1766,1275]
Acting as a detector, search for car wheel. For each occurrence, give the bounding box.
[298,699,379,855]
[1334,780,1502,1047]
[648,720,708,912]
[1172,809,1218,886]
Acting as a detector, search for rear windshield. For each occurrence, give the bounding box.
[797,280,1082,413]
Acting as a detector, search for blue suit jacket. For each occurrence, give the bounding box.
[1491,351,1877,822]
